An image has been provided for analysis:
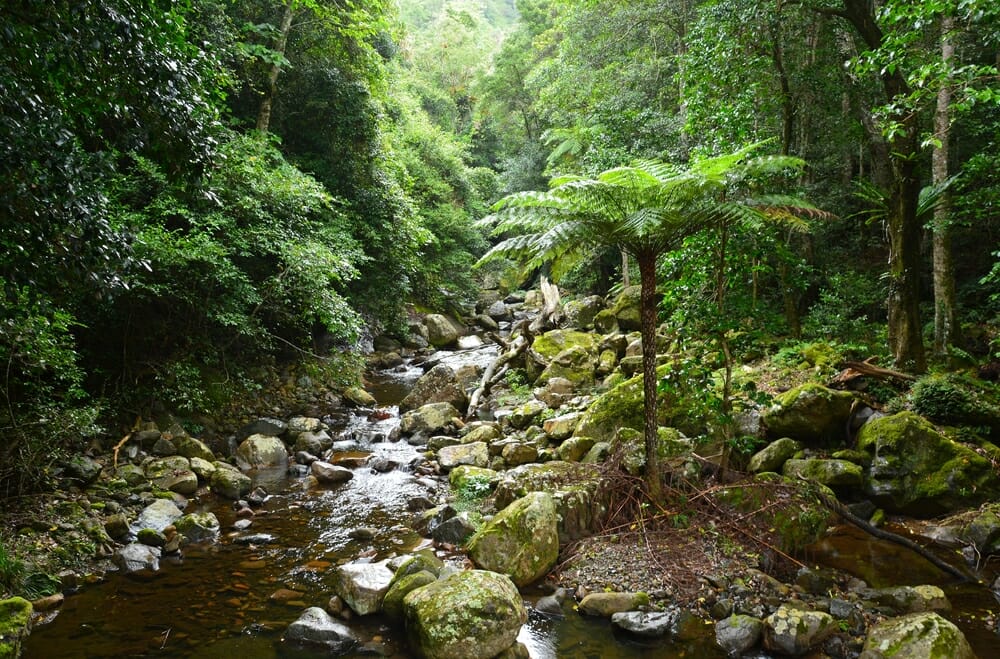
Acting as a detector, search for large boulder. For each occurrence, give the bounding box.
[145,456,199,495]
[467,492,560,587]
[494,461,607,542]
[403,570,527,659]
[762,383,857,445]
[537,345,598,388]
[424,314,462,348]
[861,612,974,658]
[716,614,764,656]
[333,559,395,616]
[609,286,642,331]
[564,295,605,330]
[234,434,289,470]
[857,411,1000,516]
[401,364,469,414]
[526,330,598,382]
[400,402,462,436]
[284,607,357,653]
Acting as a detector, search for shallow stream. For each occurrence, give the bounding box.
[21,347,1000,657]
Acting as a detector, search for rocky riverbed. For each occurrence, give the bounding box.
[4,287,1000,658]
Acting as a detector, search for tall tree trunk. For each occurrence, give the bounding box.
[621,250,631,289]
[932,15,959,360]
[637,250,661,501]
[257,0,295,133]
[839,0,926,373]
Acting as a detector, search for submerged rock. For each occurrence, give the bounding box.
[403,570,526,659]
[611,610,675,637]
[115,543,161,573]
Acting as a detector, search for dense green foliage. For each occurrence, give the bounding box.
[1,0,999,495]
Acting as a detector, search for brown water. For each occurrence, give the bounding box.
[806,523,1000,656]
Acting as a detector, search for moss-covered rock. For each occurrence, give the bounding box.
[526,330,598,382]
[383,570,437,621]
[508,399,547,430]
[0,597,32,659]
[400,402,462,436]
[537,346,597,387]
[613,426,693,476]
[609,285,642,331]
[449,465,497,492]
[403,570,526,659]
[782,458,863,490]
[748,438,801,473]
[438,442,489,471]
[857,411,1000,516]
[424,313,462,348]
[762,383,857,445]
[763,604,836,655]
[174,436,215,462]
[493,461,606,542]
[862,612,974,658]
[234,434,288,470]
[578,591,649,617]
[573,363,676,441]
[400,364,468,414]
[210,462,252,499]
[467,492,559,587]
[174,512,220,544]
[563,295,605,330]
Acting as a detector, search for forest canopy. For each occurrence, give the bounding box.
[1,0,998,493]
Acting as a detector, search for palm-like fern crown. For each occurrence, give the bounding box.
[476,144,826,279]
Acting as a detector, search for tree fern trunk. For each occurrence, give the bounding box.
[638,251,661,501]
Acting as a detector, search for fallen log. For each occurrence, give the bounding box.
[829,357,916,389]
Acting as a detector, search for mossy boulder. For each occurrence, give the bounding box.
[564,295,605,330]
[609,285,642,331]
[438,442,489,471]
[526,330,597,382]
[0,597,32,659]
[861,612,974,659]
[234,434,289,470]
[537,346,597,387]
[782,458,863,490]
[400,402,462,435]
[174,436,215,462]
[857,411,1000,516]
[614,427,692,476]
[508,399,547,430]
[403,570,527,659]
[174,512,220,543]
[449,465,497,492]
[467,492,559,587]
[424,313,462,348]
[494,461,606,542]
[956,503,1000,553]
[762,383,857,445]
[573,363,676,441]
[210,462,252,499]
[748,438,802,473]
[578,591,649,617]
[382,570,437,620]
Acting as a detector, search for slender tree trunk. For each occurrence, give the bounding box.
[839,0,926,372]
[933,15,959,360]
[257,0,295,133]
[637,250,661,501]
[621,250,631,289]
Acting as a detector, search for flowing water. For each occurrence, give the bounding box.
[21,346,1000,657]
